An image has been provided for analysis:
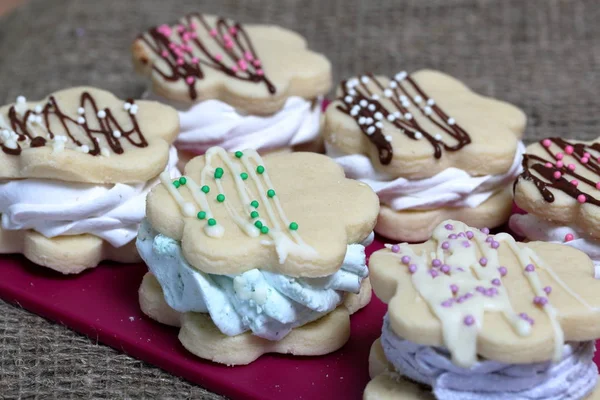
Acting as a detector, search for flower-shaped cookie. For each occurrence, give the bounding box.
[146,147,379,277]
[133,13,332,115]
[369,220,600,367]
[324,70,526,179]
[514,137,600,239]
[0,87,178,184]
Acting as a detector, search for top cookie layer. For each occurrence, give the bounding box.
[132,13,332,116]
[324,70,526,179]
[0,87,178,184]
[370,220,600,367]
[146,148,379,277]
[514,137,600,239]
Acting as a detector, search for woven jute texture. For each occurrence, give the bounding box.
[1,0,599,398]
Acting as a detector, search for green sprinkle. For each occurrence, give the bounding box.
[256,165,265,174]
[261,226,269,234]
[178,177,187,185]
[214,167,224,179]
[254,220,263,229]
[250,200,259,208]
[240,172,248,180]
[267,189,276,198]
[217,194,225,202]
[197,211,206,220]
[289,222,298,230]
[173,180,181,188]
[201,185,210,194]
[250,211,259,219]
[208,218,217,226]
[235,151,244,158]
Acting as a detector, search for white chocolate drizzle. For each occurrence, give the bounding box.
[160,147,318,263]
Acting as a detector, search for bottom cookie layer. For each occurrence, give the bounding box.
[0,226,140,274]
[365,338,600,400]
[139,272,372,365]
[376,186,513,242]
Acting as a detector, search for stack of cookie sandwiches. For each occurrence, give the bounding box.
[132,13,331,167]
[366,220,600,399]
[136,147,379,364]
[324,70,526,242]
[0,87,179,273]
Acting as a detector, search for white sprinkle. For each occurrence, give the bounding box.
[183,202,196,217]
[387,114,396,122]
[80,145,90,153]
[401,100,410,108]
[97,110,107,119]
[383,89,393,98]
[77,116,86,124]
[350,108,359,116]
[400,95,408,102]
[361,76,370,84]
[435,134,443,141]
[389,81,398,89]
[35,116,43,124]
[77,107,85,115]
[366,126,376,135]
[413,95,423,103]
[34,105,43,113]
[375,121,383,128]
[123,102,131,110]
[414,131,423,139]
[424,106,433,115]
[348,89,357,96]
[358,117,366,125]
[395,71,408,81]
[365,117,374,125]
[359,100,368,107]
[27,114,35,122]
[427,99,435,106]
[129,107,138,115]
[448,117,456,125]
[113,130,122,138]
[1,130,10,140]
[371,94,380,100]
[16,96,26,104]
[374,112,383,120]
[385,135,393,142]
[393,111,402,119]
[368,104,376,111]
[344,96,353,104]
[404,113,413,120]
[101,148,111,157]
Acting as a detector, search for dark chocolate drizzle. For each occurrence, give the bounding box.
[139,13,276,100]
[519,137,600,206]
[336,73,471,165]
[1,92,148,156]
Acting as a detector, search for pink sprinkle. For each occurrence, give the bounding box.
[176,58,184,65]
[391,244,400,253]
[525,264,535,272]
[476,286,485,293]
[564,233,574,242]
[189,23,197,29]
[457,232,466,238]
[565,145,574,154]
[480,227,490,234]
[553,171,562,179]
[231,65,239,72]
[244,51,254,61]
[191,57,199,64]
[441,241,450,250]
[432,259,442,267]
[174,48,184,57]
[190,32,198,39]
[441,265,450,273]
[555,152,564,160]
[486,237,494,243]
[185,45,193,52]
[584,152,591,158]
[430,269,439,278]
[463,315,475,326]
[450,284,459,294]
[223,33,231,41]
[256,69,264,76]
[169,42,177,49]
[445,223,454,230]
[214,53,223,61]
[578,194,587,203]
[597,156,600,163]
[545,162,553,168]
[161,50,169,57]
[448,234,458,239]
[492,278,501,286]
[441,299,454,307]
[479,257,488,266]
[486,288,497,297]
[225,41,234,49]
[177,25,185,33]
[253,59,261,67]
[185,76,195,84]
[401,256,411,265]
[157,24,172,36]
[582,157,590,164]
[209,28,218,37]
[491,241,500,249]
[596,182,600,190]
[498,266,507,276]
[408,264,417,274]
[238,59,248,71]
[466,231,474,239]
[533,296,548,306]
[462,241,471,248]
[571,180,579,187]
[544,286,552,295]
[182,32,191,42]
[568,163,576,171]
[229,26,238,35]
[556,160,564,168]
[542,139,552,147]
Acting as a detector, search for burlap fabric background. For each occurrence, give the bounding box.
[0,0,599,398]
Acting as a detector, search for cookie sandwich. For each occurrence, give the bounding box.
[365,219,600,399]
[136,147,378,365]
[511,137,600,278]
[324,70,526,242]
[132,13,331,165]
[0,87,179,274]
